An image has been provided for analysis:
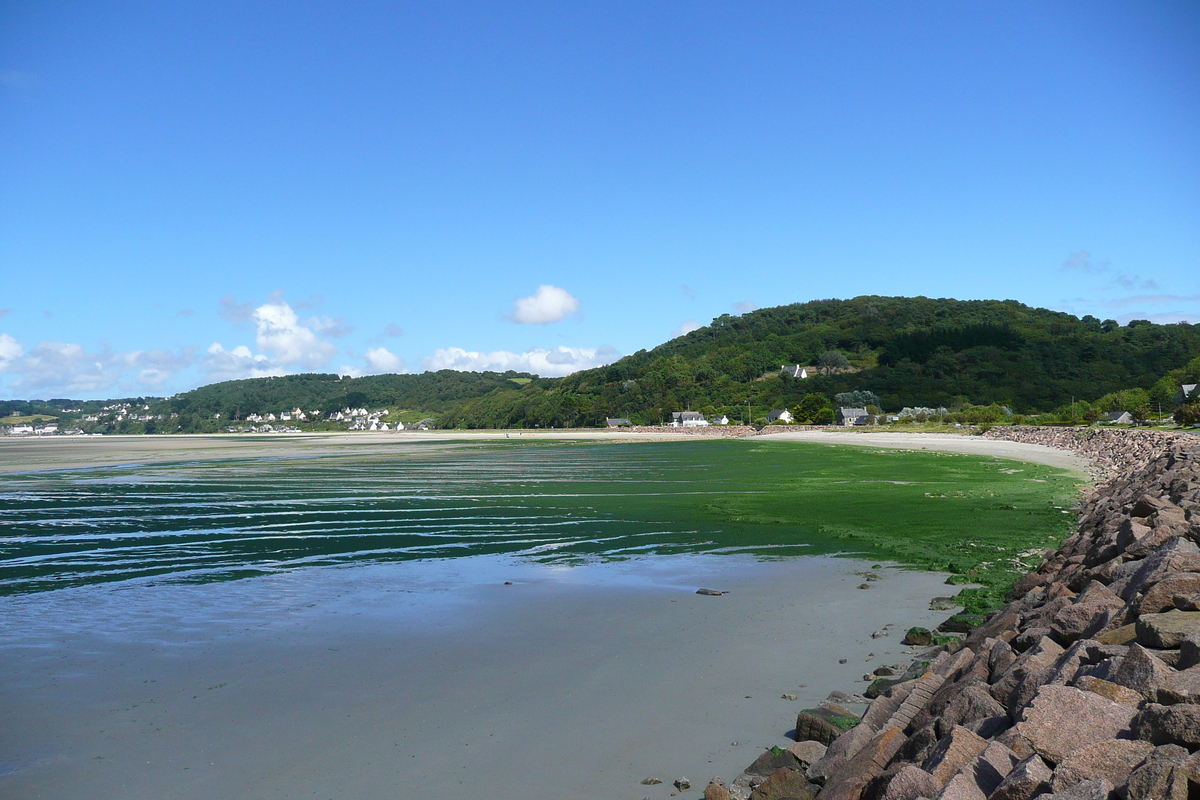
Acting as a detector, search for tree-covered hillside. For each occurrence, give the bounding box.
[154,370,539,430]
[440,296,1200,428]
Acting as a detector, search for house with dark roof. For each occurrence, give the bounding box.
[1099,411,1134,425]
[837,407,870,426]
[606,417,633,428]
[669,411,709,428]
[780,365,809,379]
[766,409,793,423]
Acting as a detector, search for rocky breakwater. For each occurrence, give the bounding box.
[704,435,1200,800]
[982,426,1184,482]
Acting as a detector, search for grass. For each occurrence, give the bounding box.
[1,414,59,425]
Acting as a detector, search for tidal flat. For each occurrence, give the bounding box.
[0,436,1084,799]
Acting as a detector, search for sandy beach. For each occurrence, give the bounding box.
[0,429,1089,799]
[0,427,1093,475]
[1,554,954,800]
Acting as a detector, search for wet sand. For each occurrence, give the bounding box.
[1,554,954,800]
[758,429,1093,473]
[0,428,1092,475]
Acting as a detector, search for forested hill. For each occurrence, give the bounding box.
[161,370,541,423]
[440,296,1200,428]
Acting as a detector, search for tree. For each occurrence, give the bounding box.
[817,350,850,375]
[1175,403,1200,427]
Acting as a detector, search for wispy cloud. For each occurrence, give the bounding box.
[673,320,702,337]
[1105,294,1200,309]
[1061,250,1108,274]
[306,315,354,339]
[681,284,696,300]
[733,300,757,314]
[509,285,581,324]
[0,309,11,318]
[218,294,255,325]
[383,323,404,337]
[423,344,618,377]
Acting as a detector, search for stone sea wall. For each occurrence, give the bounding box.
[705,429,1200,800]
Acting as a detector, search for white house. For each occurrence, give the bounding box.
[710,414,729,425]
[606,417,633,428]
[9,424,34,435]
[1099,411,1135,425]
[781,365,809,379]
[669,411,709,428]
[766,409,793,423]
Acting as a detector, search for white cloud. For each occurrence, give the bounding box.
[733,300,757,314]
[673,320,702,337]
[510,285,580,324]
[4,341,196,395]
[423,345,618,377]
[0,333,23,371]
[365,347,405,373]
[202,343,284,382]
[252,300,338,368]
[204,297,341,381]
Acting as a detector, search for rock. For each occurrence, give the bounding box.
[1139,573,1200,614]
[795,708,859,745]
[1133,703,1200,749]
[1044,779,1114,800]
[904,628,933,646]
[939,686,1008,737]
[809,724,879,783]
[937,741,1021,800]
[882,765,941,800]
[697,588,725,596]
[641,777,662,785]
[922,725,989,786]
[676,777,692,790]
[931,597,960,611]
[991,636,1065,708]
[873,630,891,639]
[1074,675,1144,706]
[1107,643,1173,700]
[750,767,818,800]
[746,749,801,776]
[1011,684,1137,765]
[1158,663,1200,704]
[705,778,733,800]
[1125,744,1191,800]
[783,693,799,701]
[787,741,828,767]
[1136,609,1200,649]
[986,753,1053,800]
[1050,739,1156,792]
[818,728,907,800]
[896,722,940,765]
[1095,624,1137,645]
[866,678,907,700]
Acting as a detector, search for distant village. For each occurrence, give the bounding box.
[3,370,1197,436]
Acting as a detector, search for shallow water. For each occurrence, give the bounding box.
[0,440,826,595]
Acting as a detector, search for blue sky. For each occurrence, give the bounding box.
[1,1,1198,399]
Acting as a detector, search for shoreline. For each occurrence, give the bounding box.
[0,427,1095,476]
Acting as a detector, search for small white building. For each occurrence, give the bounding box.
[766,409,793,424]
[669,411,709,428]
[780,365,809,379]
